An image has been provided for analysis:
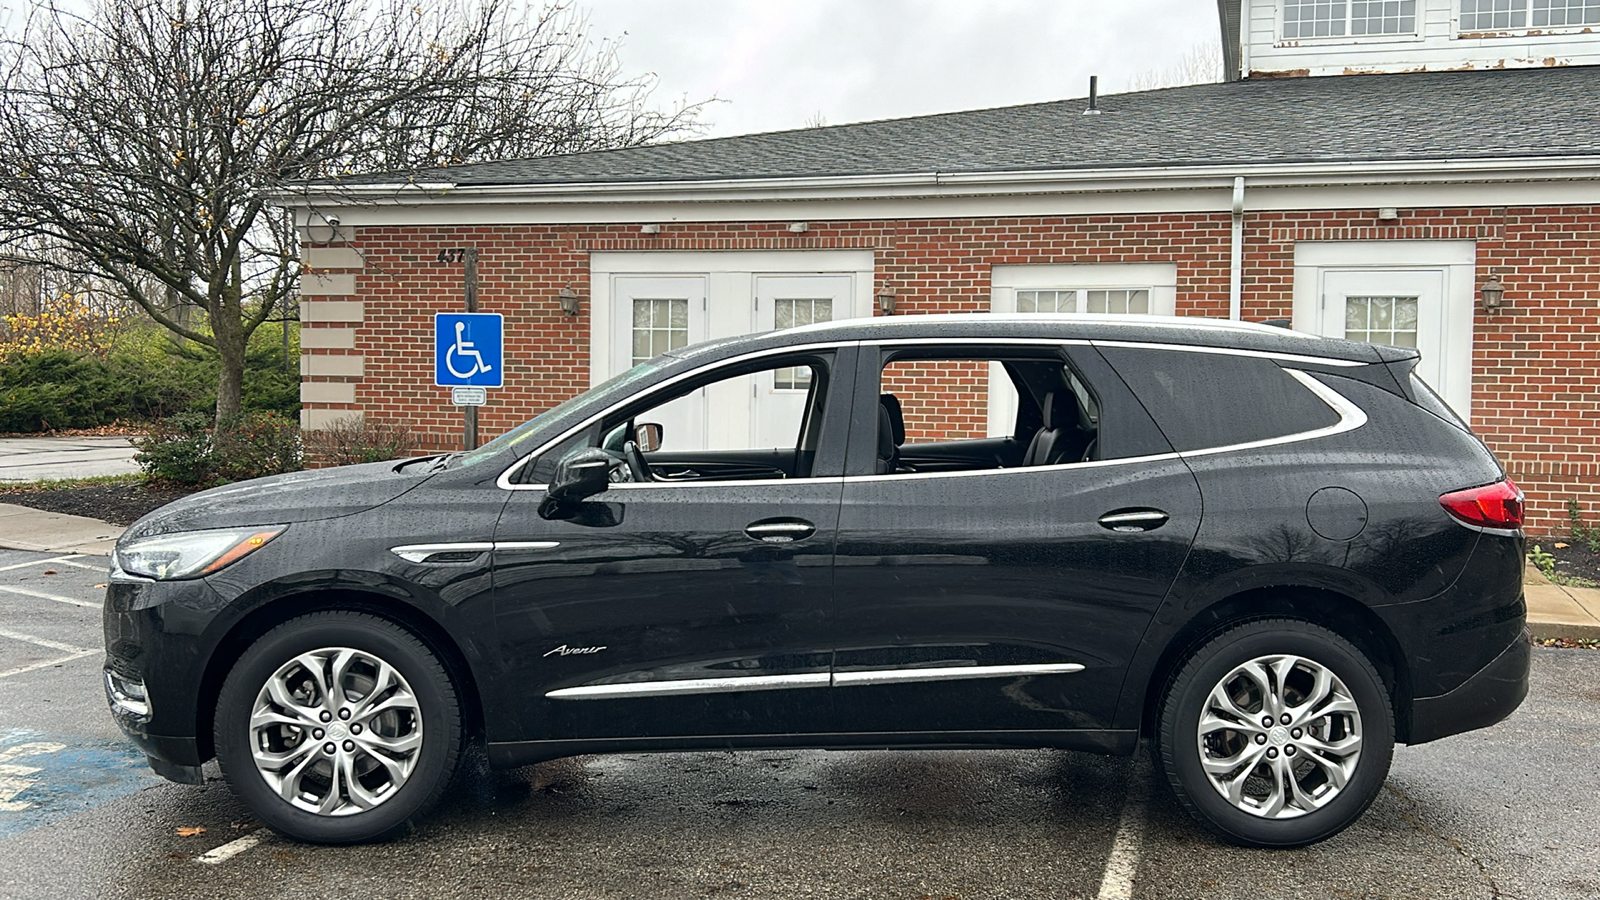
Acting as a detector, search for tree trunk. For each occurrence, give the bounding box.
[215,326,246,425]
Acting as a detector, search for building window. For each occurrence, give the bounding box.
[1017,288,1150,315]
[1284,0,1417,38]
[631,297,688,367]
[773,297,831,389]
[1463,0,1600,28]
[1345,296,1418,348]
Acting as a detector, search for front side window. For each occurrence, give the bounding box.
[1283,0,1417,38]
[1460,0,1600,29]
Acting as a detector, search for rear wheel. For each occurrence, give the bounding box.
[214,611,462,844]
[1156,618,1394,847]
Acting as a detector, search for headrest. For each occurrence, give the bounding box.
[1041,390,1080,431]
[877,405,896,459]
[879,393,905,445]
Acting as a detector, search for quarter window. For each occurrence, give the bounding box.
[1283,0,1417,38]
[1460,0,1600,28]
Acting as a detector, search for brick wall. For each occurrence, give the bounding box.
[300,208,1600,534]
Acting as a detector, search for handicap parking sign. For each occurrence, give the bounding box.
[435,313,503,387]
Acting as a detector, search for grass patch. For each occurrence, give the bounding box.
[0,473,144,493]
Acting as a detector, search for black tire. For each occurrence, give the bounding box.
[1155,618,1394,848]
[214,611,462,844]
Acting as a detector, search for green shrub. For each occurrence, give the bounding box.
[134,411,303,485]
[132,412,216,484]
[302,415,415,466]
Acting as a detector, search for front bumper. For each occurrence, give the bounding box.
[1407,627,1531,744]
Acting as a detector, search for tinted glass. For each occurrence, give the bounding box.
[1098,347,1341,452]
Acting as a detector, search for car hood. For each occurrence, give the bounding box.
[119,460,433,542]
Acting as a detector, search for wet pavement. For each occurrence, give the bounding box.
[1,547,1596,900]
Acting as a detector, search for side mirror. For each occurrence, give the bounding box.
[634,422,663,453]
[546,447,614,504]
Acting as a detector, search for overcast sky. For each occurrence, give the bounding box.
[583,0,1223,138]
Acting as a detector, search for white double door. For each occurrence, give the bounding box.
[609,274,852,452]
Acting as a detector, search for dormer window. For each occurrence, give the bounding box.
[1459,0,1600,30]
[1283,1,1417,39]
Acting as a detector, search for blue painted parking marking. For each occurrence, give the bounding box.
[0,728,163,839]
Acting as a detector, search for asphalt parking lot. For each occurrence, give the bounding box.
[1,546,1596,900]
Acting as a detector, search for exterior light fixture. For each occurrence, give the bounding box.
[1480,275,1505,312]
[557,286,582,316]
[1377,207,1399,221]
[788,222,809,234]
[876,290,897,316]
[640,223,661,235]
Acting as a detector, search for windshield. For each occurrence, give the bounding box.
[454,357,676,468]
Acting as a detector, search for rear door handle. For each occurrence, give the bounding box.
[745,518,816,543]
[1098,509,1169,532]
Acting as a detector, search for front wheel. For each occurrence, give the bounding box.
[1155,618,1394,848]
[214,611,462,844]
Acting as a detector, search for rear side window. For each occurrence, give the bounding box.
[1097,347,1341,452]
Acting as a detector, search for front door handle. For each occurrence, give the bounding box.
[745,518,816,543]
[1098,509,1169,532]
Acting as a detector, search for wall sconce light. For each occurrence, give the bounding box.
[788,222,809,234]
[640,223,661,235]
[1480,275,1505,312]
[876,290,897,316]
[557,285,582,316]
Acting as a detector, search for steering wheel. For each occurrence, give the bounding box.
[622,440,651,483]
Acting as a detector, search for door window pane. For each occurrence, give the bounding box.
[632,298,689,367]
[1085,289,1150,314]
[1016,289,1075,313]
[774,298,832,389]
[1345,296,1419,349]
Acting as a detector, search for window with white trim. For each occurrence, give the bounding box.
[1284,0,1417,38]
[773,297,832,390]
[1460,0,1600,29]
[631,298,688,367]
[1016,288,1151,315]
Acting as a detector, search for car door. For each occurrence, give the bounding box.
[829,341,1202,737]
[488,344,856,746]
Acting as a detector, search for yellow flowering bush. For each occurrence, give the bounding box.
[0,298,120,359]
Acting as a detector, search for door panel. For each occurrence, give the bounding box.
[1320,269,1448,403]
[612,276,708,449]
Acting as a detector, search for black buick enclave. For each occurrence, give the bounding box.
[104,314,1528,847]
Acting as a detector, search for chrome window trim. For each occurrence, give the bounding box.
[496,340,855,491]
[544,662,1085,700]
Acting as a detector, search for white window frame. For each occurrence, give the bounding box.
[1277,0,1422,44]
[1455,0,1600,35]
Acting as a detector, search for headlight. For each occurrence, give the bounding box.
[115,526,287,580]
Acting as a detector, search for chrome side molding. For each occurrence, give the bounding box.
[545,662,1084,700]
[391,541,559,564]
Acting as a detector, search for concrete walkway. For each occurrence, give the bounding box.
[0,496,1592,639]
[0,437,140,482]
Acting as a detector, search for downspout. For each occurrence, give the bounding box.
[1230,176,1245,321]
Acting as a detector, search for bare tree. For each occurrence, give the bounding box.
[0,0,705,423]
[1128,41,1225,92]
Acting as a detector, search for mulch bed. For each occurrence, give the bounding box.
[1533,539,1600,585]
[0,481,197,526]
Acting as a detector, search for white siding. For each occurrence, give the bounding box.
[1243,0,1600,76]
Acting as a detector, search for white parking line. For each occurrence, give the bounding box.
[0,584,98,609]
[194,833,264,865]
[0,626,93,655]
[0,555,85,574]
[52,559,108,573]
[0,649,99,680]
[1095,764,1150,900]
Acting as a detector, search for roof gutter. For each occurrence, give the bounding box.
[271,155,1600,208]
[1230,176,1245,321]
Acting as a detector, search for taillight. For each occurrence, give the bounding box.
[1439,478,1524,530]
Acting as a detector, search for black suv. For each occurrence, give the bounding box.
[103,314,1528,847]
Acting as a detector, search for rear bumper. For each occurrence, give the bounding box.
[1407,628,1530,744]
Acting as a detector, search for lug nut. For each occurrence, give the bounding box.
[313,729,324,740]
[1291,728,1302,739]
[1255,734,1268,745]
[1280,714,1292,725]
[1285,746,1297,757]
[343,740,355,752]
[1266,748,1278,759]
[1262,716,1274,728]
[350,724,362,735]
[339,709,351,720]
[323,742,337,755]
[319,711,333,723]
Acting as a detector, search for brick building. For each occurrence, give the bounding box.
[282,0,1600,533]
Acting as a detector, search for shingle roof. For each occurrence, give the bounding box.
[335,66,1600,188]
